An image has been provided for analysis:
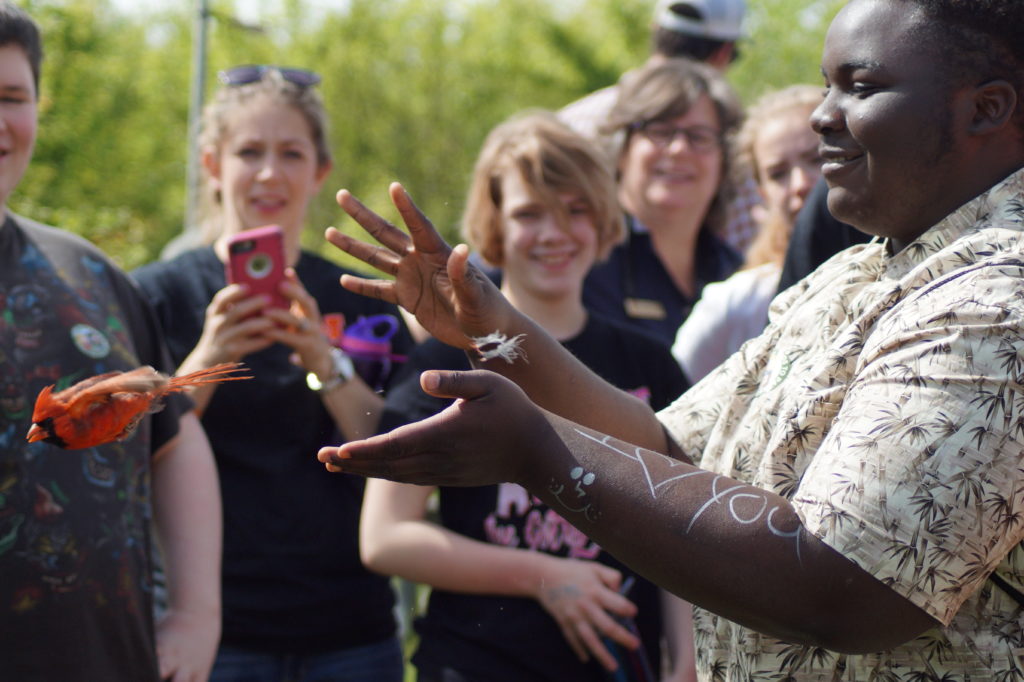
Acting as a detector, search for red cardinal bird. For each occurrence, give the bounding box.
[26,362,251,450]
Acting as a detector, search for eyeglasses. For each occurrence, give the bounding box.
[632,122,721,153]
[217,65,321,88]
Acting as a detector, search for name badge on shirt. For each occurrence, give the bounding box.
[624,297,666,321]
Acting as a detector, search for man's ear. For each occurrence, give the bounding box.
[705,43,735,72]
[969,79,1017,136]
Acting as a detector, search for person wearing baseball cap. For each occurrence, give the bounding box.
[651,0,746,69]
[560,0,746,140]
[560,0,758,271]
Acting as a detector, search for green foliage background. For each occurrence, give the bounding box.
[13,0,843,271]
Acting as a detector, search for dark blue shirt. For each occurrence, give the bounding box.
[582,217,742,347]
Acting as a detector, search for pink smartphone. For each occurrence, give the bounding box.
[225,225,289,310]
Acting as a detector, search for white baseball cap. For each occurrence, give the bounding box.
[654,0,746,41]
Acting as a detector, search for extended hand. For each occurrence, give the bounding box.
[327,182,510,351]
[318,369,554,486]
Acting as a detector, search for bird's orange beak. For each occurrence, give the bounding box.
[26,423,46,443]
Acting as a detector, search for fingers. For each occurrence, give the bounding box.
[557,619,591,665]
[336,189,412,255]
[419,369,501,401]
[261,307,320,346]
[389,182,451,256]
[210,284,266,321]
[197,286,275,364]
[588,597,641,650]
[325,227,401,277]
[280,272,321,321]
[338,273,399,306]
[549,596,629,672]
[448,243,470,283]
[317,369,524,486]
[597,564,624,591]
[316,439,453,485]
[447,242,487,308]
[316,401,484,484]
[575,619,618,671]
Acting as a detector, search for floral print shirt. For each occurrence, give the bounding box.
[658,167,1024,680]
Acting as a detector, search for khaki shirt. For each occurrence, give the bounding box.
[659,167,1024,679]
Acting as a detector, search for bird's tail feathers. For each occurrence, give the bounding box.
[167,362,252,391]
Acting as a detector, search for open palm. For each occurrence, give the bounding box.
[327,182,507,351]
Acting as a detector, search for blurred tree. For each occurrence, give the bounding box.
[729,0,844,100]
[11,0,840,271]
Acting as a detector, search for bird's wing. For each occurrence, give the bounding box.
[64,366,167,418]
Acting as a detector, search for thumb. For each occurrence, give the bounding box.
[420,369,500,402]
[447,243,476,302]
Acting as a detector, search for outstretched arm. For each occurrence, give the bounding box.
[322,370,937,654]
[327,183,669,453]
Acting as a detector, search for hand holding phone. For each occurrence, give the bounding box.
[225,225,289,311]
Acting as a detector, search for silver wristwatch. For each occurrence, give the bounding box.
[307,347,355,393]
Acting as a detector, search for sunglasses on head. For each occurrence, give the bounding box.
[217,64,321,88]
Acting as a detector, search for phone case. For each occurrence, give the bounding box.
[225,225,289,310]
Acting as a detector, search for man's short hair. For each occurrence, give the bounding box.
[905,0,1024,132]
[0,1,42,95]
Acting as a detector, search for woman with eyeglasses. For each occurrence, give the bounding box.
[582,58,744,348]
[360,111,694,682]
[133,65,410,682]
[672,84,824,384]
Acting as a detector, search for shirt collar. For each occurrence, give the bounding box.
[883,165,1024,278]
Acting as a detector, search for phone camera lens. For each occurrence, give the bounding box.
[246,253,273,279]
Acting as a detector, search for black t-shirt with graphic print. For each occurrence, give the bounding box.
[379,313,689,682]
[0,214,187,682]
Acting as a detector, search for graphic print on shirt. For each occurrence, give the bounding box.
[483,483,601,560]
[1,238,148,617]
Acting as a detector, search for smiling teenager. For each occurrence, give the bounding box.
[359,111,692,682]
[317,0,1024,679]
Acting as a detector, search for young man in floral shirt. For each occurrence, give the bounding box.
[321,0,1024,678]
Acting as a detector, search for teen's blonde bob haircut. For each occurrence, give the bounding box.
[461,110,625,268]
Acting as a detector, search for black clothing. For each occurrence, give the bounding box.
[1,214,187,681]
[134,247,411,655]
[776,177,871,294]
[381,314,689,682]
[582,218,742,348]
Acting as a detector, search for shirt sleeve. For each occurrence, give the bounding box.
[791,259,1024,625]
